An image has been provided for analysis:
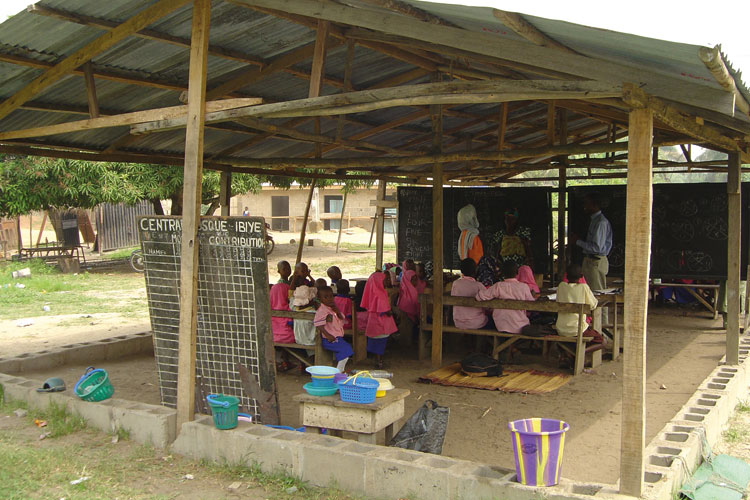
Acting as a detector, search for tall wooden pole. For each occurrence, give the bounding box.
[557,108,567,282]
[175,0,211,430]
[296,19,328,265]
[335,190,348,253]
[430,99,444,368]
[619,107,653,497]
[375,182,387,270]
[16,216,22,250]
[296,181,316,264]
[219,171,231,216]
[82,62,100,118]
[727,152,741,364]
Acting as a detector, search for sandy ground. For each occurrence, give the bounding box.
[11,304,726,485]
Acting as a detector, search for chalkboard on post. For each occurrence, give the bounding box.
[138,216,277,422]
[397,187,551,273]
[568,183,750,279]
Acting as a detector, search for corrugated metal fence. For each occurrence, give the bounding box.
[99,201,155,252]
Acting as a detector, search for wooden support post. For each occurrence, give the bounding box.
[16,216,22,250]
[295,19,328,265]
[336,190,348,253]
[175,0,211,431]
[29,214,32,248]
[619,107,653,497]
[82,62,100,118]
[557,108,567,281]
[36,211,47,247]
[727,152,741,364]
[431,100,444,368]
[497,102,507,168]
[219,171,231,217]
[546,100,555,146]
[375,182,387,270]
[296,181,316,264]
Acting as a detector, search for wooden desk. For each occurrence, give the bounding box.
[294,388,410,444]
[594,293,623,361]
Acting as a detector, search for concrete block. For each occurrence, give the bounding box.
[300,438,364,491]
[1,379,31,401]
[448,462,512,500]
[12,351,67,373]
[364,450,454,500]
[69,398,114,431]
[65,343,107,365]
[112,400,176,449]
[0,358,21,373]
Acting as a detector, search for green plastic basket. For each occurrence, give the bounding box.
[73,367,114,402]
[206,394,239,430]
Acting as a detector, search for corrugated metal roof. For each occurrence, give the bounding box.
[0,0,744,181]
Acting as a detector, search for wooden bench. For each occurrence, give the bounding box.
[418,294,601,375]
[650,282,720,319]
[270,308,365,367]
[18,244,86,263]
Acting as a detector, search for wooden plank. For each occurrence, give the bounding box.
[0,98,262,141]
[619,107,653,497]
[231,0,734,114]
[309,20,330,99]
[727,152,741,364]
[130,80,622,134]
[422,293,592,314]
[492,9,579,54]
[369,200,398,208]
[375,182,387,270]
[431,98,444,368]
[81,62,100,118]
[0,0,192,122]
[497,102,508,168]
[176,0,211,431]
[219,171,231,217]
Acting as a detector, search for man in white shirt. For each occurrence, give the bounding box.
[556,264,602,342]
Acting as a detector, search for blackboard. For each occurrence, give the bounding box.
[568,183,750,279]
[138,216,276,421]
[397,187,551,272]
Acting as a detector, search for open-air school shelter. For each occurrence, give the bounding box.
[0,0,748,496]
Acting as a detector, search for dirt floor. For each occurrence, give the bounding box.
[12,303,726,485]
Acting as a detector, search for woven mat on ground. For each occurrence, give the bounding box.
[417,363,571,394]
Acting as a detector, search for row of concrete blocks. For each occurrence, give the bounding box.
[0,331,154,375]
[0,371,176,448]
[172,415,616,500]
[639,337,750,500]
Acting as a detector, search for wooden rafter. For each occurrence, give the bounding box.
[0,98,262,141]
[0,0,192,122]
[81,62,100,118]
[492,10,579,55]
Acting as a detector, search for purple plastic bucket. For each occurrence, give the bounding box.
[508,418,569,486]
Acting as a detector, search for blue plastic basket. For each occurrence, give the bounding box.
[337,373,379,404]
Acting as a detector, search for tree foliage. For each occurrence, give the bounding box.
[0,155,374,217]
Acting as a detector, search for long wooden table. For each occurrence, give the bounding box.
[650,282,720,319]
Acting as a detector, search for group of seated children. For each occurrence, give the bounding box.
[270,259,430,371]
[451,257,604,349]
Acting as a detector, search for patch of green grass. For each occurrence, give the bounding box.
[0,397,86,439]
[205,460,360,500]
[112,426,130,441]
[101,246,139,261]
[736,401,750,413]
[723,426,748,443]
[0,260,147,320]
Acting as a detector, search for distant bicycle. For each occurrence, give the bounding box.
[130,249,145,273]
[265,223,275,256]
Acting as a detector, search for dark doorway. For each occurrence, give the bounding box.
[271,196,289,231]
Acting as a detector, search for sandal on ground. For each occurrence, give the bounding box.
[276,361,296,373]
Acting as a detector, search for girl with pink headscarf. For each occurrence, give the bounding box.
[361,271,398,368]
[397,268,420,323]
[516,264,540,297]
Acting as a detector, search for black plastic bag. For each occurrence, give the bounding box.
[389,400,449,454]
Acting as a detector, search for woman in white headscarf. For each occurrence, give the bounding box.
[457,204,484,264]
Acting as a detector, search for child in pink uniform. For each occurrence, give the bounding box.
[334,280,353,330]
[361,271,397,368]
[270,260,295,371]
[314,286,354,372]
[397,268,420,323]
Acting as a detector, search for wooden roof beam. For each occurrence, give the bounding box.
[130,80,621,135]
[0,0,192,121]
[698,45,750,117]
[492,10,580,55]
